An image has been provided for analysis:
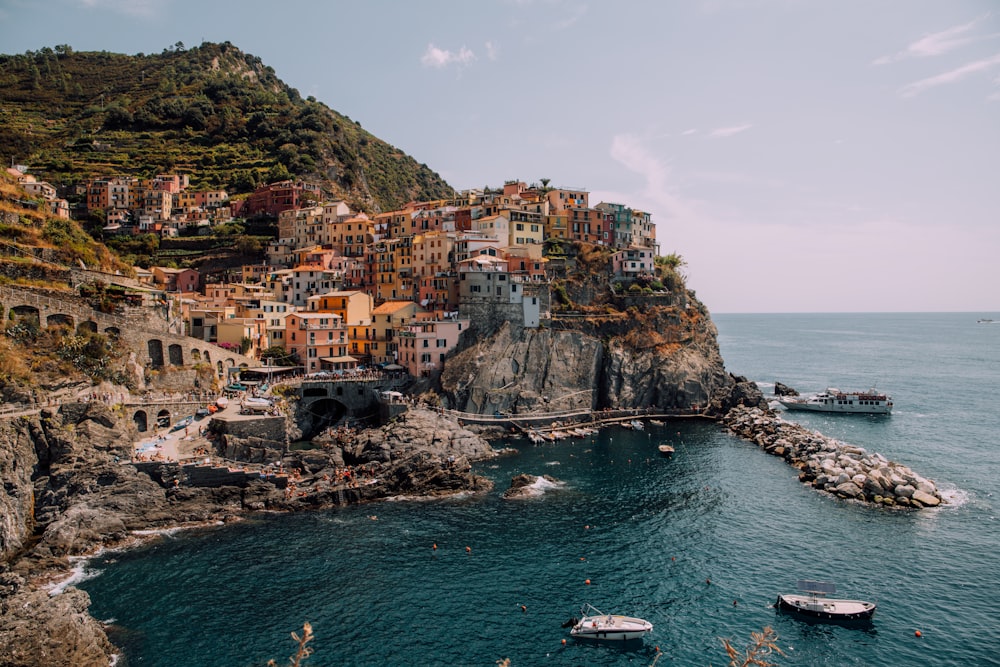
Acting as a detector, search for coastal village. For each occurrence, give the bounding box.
[9,166,662,378]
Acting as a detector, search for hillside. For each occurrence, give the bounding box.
[0,42,453,212]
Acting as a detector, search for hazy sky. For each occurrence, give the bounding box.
[2,0,998,313]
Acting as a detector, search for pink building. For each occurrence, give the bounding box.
[396,317,470,377]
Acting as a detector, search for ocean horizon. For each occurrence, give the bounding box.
[78,312,1000,666]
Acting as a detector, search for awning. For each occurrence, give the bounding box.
[383,363,404,370]
[320,356,359,364]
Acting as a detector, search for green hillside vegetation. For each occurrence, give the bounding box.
[0,42,453,212]
[0,171,127,275]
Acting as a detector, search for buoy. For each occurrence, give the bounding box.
[733,599,738,606]
[915,630,922,638]
[585,525,590,529]
[432,543,437,550]
[706,578,711,585]
[465,546,471,553]
[585,579,591,585]
[671,556,675,561]
[561,639,566,645]
[521,605,527,613]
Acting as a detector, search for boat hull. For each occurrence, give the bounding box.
[776,594,876,621]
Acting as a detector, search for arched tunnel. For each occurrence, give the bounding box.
[298,397,348,440]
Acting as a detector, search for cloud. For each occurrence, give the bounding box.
[709,123,752,138]
[900,52,1000,97]
[606,134,698,223]
[420,44,476,69]
[873,15,996,65]
[75,0,161,18]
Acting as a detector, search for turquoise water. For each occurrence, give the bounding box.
[79,313,1000,666]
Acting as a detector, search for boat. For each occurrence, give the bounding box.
[776,581,876,621]
[658,444,675,456]
[194,407,211,418]
[240,397,274,414]
[630,419,645,431]
[776,387,892,414]
[569,604,653,641]
[170,416,193,432]
[978,318,996,324]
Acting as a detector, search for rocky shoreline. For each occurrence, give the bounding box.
[723,405,943,508]
[0,402,498,666]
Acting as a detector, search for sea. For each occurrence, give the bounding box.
[76,312,1000,667]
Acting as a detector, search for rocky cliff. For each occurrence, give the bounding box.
[441,295,762,417]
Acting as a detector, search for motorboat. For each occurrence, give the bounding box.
[658,444,675,456]
[776,580,876,621]
[776,388,892,414]
[630,419,644,431]
[569,604,653,641]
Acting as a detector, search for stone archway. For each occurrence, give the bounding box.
[47,313,74,329]
[297,396,348,440]
[10,305,40,325]
[78,320,98,334]
[148,339,165,367]
[133,409,149,433]
[155,409,172,429]
[168,344,184,366]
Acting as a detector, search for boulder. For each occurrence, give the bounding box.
[774,382,799,397]
[911,489,941,507]
[835,482,863,498]
[894,484,915,499]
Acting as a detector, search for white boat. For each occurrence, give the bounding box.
[630,419,644,430]
[569,604,653,641]
[240,397,274,414]
[658,443,675,456]
[776,581,876,621]
[776,388,892,414]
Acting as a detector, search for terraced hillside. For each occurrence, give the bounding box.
[0,42,452,212]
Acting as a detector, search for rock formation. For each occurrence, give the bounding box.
[724,405,943,508]
[441,299,765,417]
[502,473,564,499]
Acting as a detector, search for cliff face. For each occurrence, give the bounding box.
[0,419,38,561]
[440,296,756,416]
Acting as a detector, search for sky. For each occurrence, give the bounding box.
[1,0,998,313]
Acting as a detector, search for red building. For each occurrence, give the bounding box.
[244,180,322,217]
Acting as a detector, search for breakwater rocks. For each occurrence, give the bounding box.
[723,406,943,509]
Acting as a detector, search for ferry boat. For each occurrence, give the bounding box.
[776,388,892,414]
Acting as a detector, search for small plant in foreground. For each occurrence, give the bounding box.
[268,622,313,667]
[720,626,783,667]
